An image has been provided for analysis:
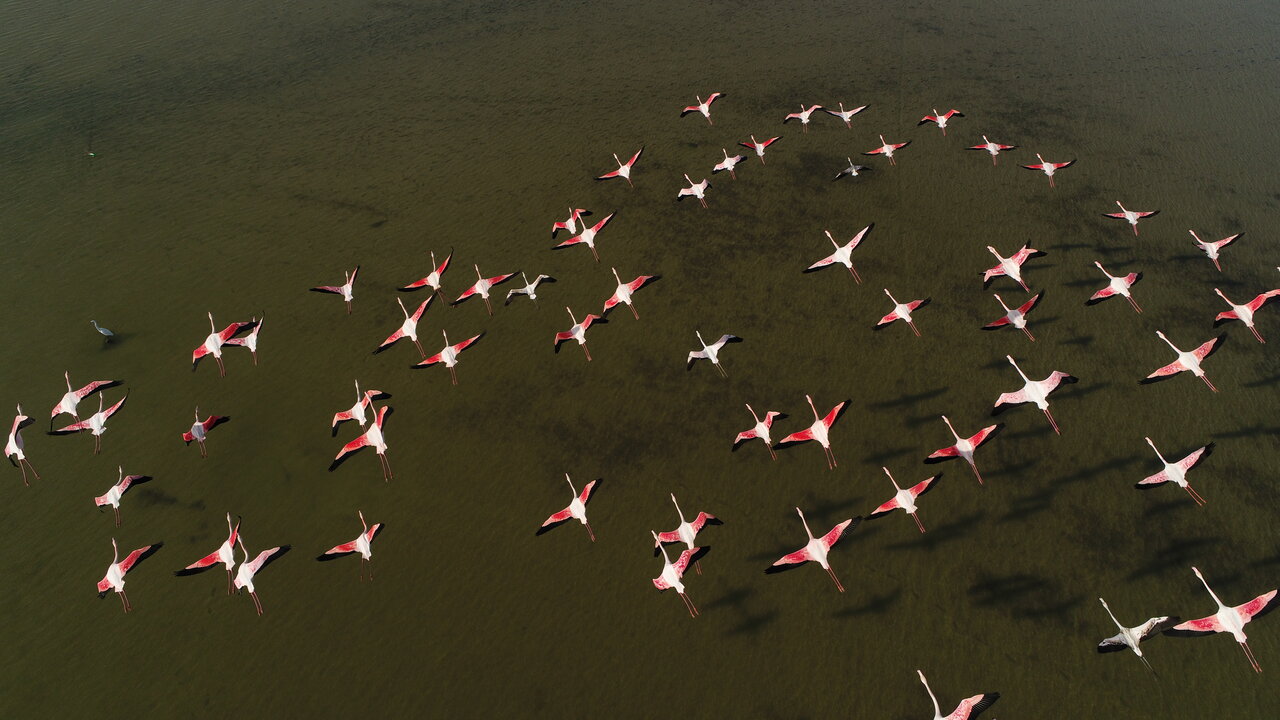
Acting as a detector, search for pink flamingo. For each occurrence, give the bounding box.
[554,307,606,361]
[602,268,660,319]
[1212,287,1279,343]
[413,330,484,385]
[967,135,1016,165]
[182,407,229,458]
[318,510,383,581]
[452,265,518,316]
[538,474,598,541]
[49,392,128,454]
[867,467,942,533]
[374,297,431,358]
[97,538,161,613]
[1142,331,1225,393]
[50,371,120,424]
[918,108,963,135]
[768,508,858,593]
[175,513,240,594]
[652,532,701,617]
[400,249,453,298]
[654,494,719,575]
[1021,153,1075,187]
[6,405,38,486]
[982,292,1043,341]
[596,147,644,187]
[777,395,848,470]
[553,212,615,262]
[993,355,1077,434]
[925,416,1003,485]
[1168,567,1278,673]
[1135,437,1214,506]
[94,466,151,526]
[1102,201,1158,236]
[863,134,910,165]
[681,92,723,124]
[310,266,359,313]
[732,404,785,460]
[1087,261,1143,313]
[330,402,392,481]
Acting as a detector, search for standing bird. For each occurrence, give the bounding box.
[686,331,742,377]
[982,244,1044,292]
[310,266,359,314]
[805,224,873,282]
[192,313,257,377]
[97,538,160,613]
[993,355,1077,434]
[182,407,229,458]
[550,210,591,239]
[554,307,606,361]
[90,320,115,343]
[538,474,598,541]
[49,392,128,454]
[1097,597,1179,672]
[739,135,780,164]
[330,402,393,481]
[233,537,289,616]
[1212,287,1279,343]
[982,292,1043,341]
[919,108,963,135]
[452,264,518,316]
[1189,230,1242,272]
[94,466,151,527]
[863,134,910,165]
[777,395,847,470]
[783,103,824,132]
[732,404,785,460]
[875,289,930,336]
[6,405,38,486]
[505,272,556,306]
[1135,437,1214,506]
[833,157,873,181]
[553,211,616,262]
[1168,566,1278,674]
[331,381,385,435]
[50,371,121,424]
[399,249,453,299]
[1102,201,1159,236]
[374,297,431,358]
[223,315,263,365]
[1021,153,1075,187]
[1142,331,1225,393]
[414,330,484,385]
[867,467,941,534]
[925,416,1003,486]
[767,508,858,593]
[681,92,723,124]
[596,147,644,187]
[175,513,241,594]
[916,670,999,720]
[712,149,745,179]
[654,494,720,574]
[676,174,710,208]
[652,531,701,618]
[317,510,383,581]
[824,102,867,128]
[967,135,1016,165]
[602,268,660,319]
[1087,261,1143,313]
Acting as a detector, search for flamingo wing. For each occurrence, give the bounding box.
[1176,443,1214,472]
[50,417,94,434]
[732,428,762,448]
[485,273,518,288]
[876,309,903,327]
[1135,615,1180,640]
[868,496,901,518]
[819,517,857,550]
[777,427,815,445]
[982,263,1007,284]
[654,529,683,545]
[247,546,288,575]
[434,250,452,276]
[74,380,121,400]
[310,285,344,295]
[217,321,256,343]
[589,212,616,233]
[118,544,158,574]
[1088,285,1118,303]
[177,547,225,573]
[603,292,624,312]
[771,546,814,567]
[820,401,847,429]
[1168,614,1225,636]
[1236,589,1280,621]
[328,431,373,471]
[1191,334,1226,362]
[926,444,961,461]
[117,474,149,494]
[1136,469,1172,487]
[1214,308,1241,326]
[968,423,1003,448]
[375,327,407,353]
[992,389,1029,413]
[689,512,719,534]
[1097,633,1130,653]
[672,548,697,576]
[686,349,708,368]
[626,275,658,293]
[624,147,644,166]
[577,479,598,505]
[759,136,780,148]
[320,539,359,557]
[450,333,484,354]
[863,145,888,156]
[1017,292,1044,316]
[1102,212,1129,220]
[805,253,841,272]
[1010,246,1042,265]
[538,506,574,531]
[652,574,674,591]
[680,104,701,117]
[906,298,930,312]
[909,475,942,498]
[553,331,575,351]
[705,92,723,105]
[946,692,999,720]
[1143,358,1188,382]
[1037,371,1077,396]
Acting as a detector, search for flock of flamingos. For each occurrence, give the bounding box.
[7,91,1279,718]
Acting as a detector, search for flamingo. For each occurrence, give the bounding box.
[1168,567,1278,673]
[867,467,941,533]
[90,320,115,343]
[97,538,160,613]
[1102,201,1159,236]
[374,297,431,358]
[777,395,847,470]
[1142,331,1225,392]
[192,313,257,377]
[783,103,824,132]
[413,330,484,385]
[233,537,289,616]
[1189,230,1242,272]
[94,466,151,527]
[925,416,1003,486]
[1087,261,1143,313]
[875,289,930,336]
[863,134,910,165]
[967,135,1016,165]
[982,244,1044,292]
[1135,437,1214,506]
[686,331,742,377]
[6,405,38,486]
[452,264,518,316]
[767,508,858,593]
[804,224,873,282]
[603,268,660,319]
[652,531,701,617]
[317,511,383,581]
[1021,153,1075,187]
[732,404,785,460]
[676,174,710,208]
[1212,287,1279,343]
[49,392,128,454]
[833,157,873,181]
[993,355,1077,434]
[50,371,121,424]
[596,147,643,187]
[824,102,867,128]
[537,474,598,541]
[916,670,1000,720]
[982,292,1043,341]
[175,513,241,594]
[330,402,392,481]
[712,149,745,179]
[654,494,719,574]
[919,108,963,135]
[331,381,385,435]
[681,92,723,124]
[182,407,229,458]
[399,249,453,298]
[550,211,591,240]
[553,211,615,262]
[554,307,606,361]
[738,135,780,164]
[222,315,263,365]
[505,272,556,306]
[310,266,359,313]
[1097,597,1179,672]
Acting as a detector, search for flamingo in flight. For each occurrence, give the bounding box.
[982,292,1043,342]
[1189,230,1242,272]
[867,467,941,533]
[676,174,710,208]
[919,108,963,135]
[1102,201,1159,236]
[875,289,930,336]
[767,508,858,593]
[331,381,386,436]
[652,531,701,617]
[310,266,359,313]
[317,511,383,581]
[778,395,848,470]
[414,330,484,385]
[1212,287,1279,343]
[916,670,999,720]
[982,244,1043,292]
[1021,153,1075,187]
[175,513,241,594]
[681,92,723,124]
[863,134,910,165]
[804,223,872,282]
[233,537,289,616]
[783,104,824,132]
[97,538,161,613]
[550,209,591,239]
[603,268,660,319]
[49,392,128,454]
[1087,261,1143,314]
[50,371,120,424]
[712,149,745,179]
[655,494,720,574]
[1135,437,1214,506]
[330,402,393,481]
[452,264,518,316]
[505,272,556,306]
[192,313,257,377]
[686,331,742,376]
[967,135,1016,165]
[374,297,431,358]
[824,102,867,128]
[554,307,606,361]
[596,147,643,187]
[399,249,453,298]
[223,315,262,365]
[1141,331,1225,393]
[182,407,229,458]
[992,355,1077,435]
[732,404,785,460]
[833,157,872,181]
[553,211,615,262]
[1168,566,1278,673]
[6,405,39,486]
[1096,597,1179,672]
[94,466,151,526]
[537,474,598,541]
[739,135,780,164]
[925,416,1003,486]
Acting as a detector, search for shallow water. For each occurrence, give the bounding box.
[2,0,1279,717]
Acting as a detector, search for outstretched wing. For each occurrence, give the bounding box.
[1176,443,1214,472]
[1237,590,1280,622]
[819,517,857,550]
[119,543,160,574]
[1192,334,1225,362]
[1168,614,1224,636]
[1097,632,1130,653]
[248,546,289,575]
[771,545,814,568]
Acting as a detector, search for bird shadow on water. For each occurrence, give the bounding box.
[868,386,949,411]
[831,586,901,620]
[1126,536,1225,581]
[705,585,779,637]
[1215,423,1280,439]
[967,572,1084,624]
[1059,334,1095,348]
[885,510,985,552]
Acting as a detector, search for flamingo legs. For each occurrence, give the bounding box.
[483,297,494,316]
[113,507,121,527]
[93,435,102,455]
[360,558,374,582]
[848,265,862,284]
[590,246,600,262]
[628,303,639,320]
[378,452,393,482]
[911,512,927,534]
[1043,408,1062,435]
[582,344,592,362]
[413,339,426,359]
[1184,484,1207,507]
[198,440,208,459]
[226,569,234,595]
[1022,326,1036,342]
[1127,296,1144,314]
[250,590,264,616]
[908,320,921,337]
[1242,641,1263,673]
[966,459,985,486]
[16,458,38,486]
[714,361,728,378]
[1200,375,1218,393]
[826,566,845,593]
[119,590,131,613]
[584,522,596,542]
[823,445,837,470]
[679,591,699,617]
[448,366,458,386]
[345,300,353,314]
[215,356,226,377]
